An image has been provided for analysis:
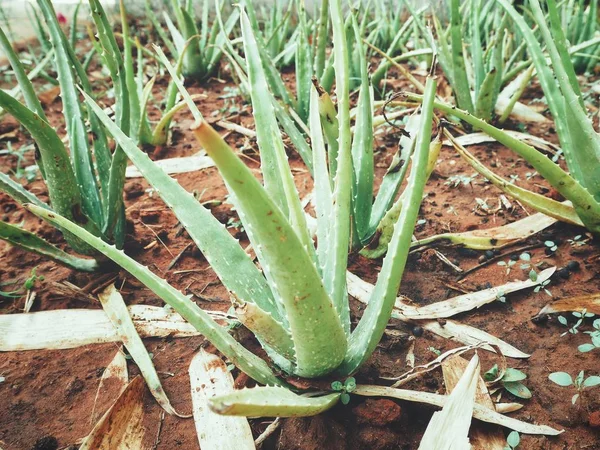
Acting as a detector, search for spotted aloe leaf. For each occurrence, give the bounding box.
[191,122,347,378]
[337,77,437,375]
[209,387,340,418]
[25,204,281,388]
[80,89,283,329]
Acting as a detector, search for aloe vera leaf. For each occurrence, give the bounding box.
[496,0,600,201]
[180,8,205,79]
[532,0,600,199]
[239,10,314,256]
[209,387,340,417]
[295,2,312,123]
[0,92,91,233]
[474,67,499,122]
[323,0,353,336]
[192,122,347,377]
[366,114,420,240]
[26,204,281,387]
[450,0,474,113]
[314,84,340,180]
[27,5,50,52]
[0,26,46,121]
[0,220,98,272]
[309,86,333,270]
[207,7,239,71]
[119,0,140,142]
[154,46,203,123]
[81,92,283,325]
[447,130,583,226]
[0,172,47,210]
[405,92,600,234]
[338,77,436,375]
[145,0,178,57]
[470,0,484,97]
[240,13,296,214]
[362,127,441,260]
[234,300,295,362]
[314,0,330,80]
[431,13,454,87]
[271,99,313,173]
[88,0,130,246]
[85,82,281,312]
[37,0,103,227]
[164,11,186,55]
[150,96,197,146]
[239,1,294,109]
[498,64,535,124]
[350,15,374,242]
[199,0,210,52]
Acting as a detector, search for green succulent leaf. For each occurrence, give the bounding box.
[209,387,340,417]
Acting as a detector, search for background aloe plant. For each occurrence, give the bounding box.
[0,0,134,270]
[26,1,438,416]
[401,0,600,237]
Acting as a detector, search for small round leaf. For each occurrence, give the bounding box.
[507,430,520,447]
[548,372,573,386]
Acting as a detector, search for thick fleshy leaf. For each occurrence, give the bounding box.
[209,387,340,418]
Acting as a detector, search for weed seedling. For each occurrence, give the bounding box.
[331,377,357,405]
[567,235,586,248]
[578,319,600,353]
[548,371,600,405]
[484,364,532,399]
[558,309,594,336]
[504,431,520,450]
[445,173,478,188]
[544,240,558,254]
[497,252,531,275]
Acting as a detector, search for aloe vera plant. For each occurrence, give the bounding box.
[26,1,437,416]
[154,0,238,81]
[0,0,131,270]
[556,0,599,73]
[432,0,518,121]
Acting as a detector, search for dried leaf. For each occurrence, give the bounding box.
[537,294,600,316]
[0,305,225,351]
[419,355,480,449]
[90,347,129,425]
[445,131,558,153]
[412,212,560,250]
[189,349,255,450]
[347,272,530,358]
[98,285,188,417]
[354,385,562,435]
[126,152,215,177]
[79,376,146,450]
[395,268,555,320]
[421,320,530,359]
[443,356,507,450]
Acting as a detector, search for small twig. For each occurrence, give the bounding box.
[167,243,192,271]
[255,418,281,448]
[152,411,165,450]
[140,221,174,258]
[434,249,463,273]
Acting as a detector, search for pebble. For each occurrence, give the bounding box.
[411,326,424,337]
[566,260,580,272]
[557,268,570,280]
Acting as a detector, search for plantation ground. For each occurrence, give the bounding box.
[1,50,599,449]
